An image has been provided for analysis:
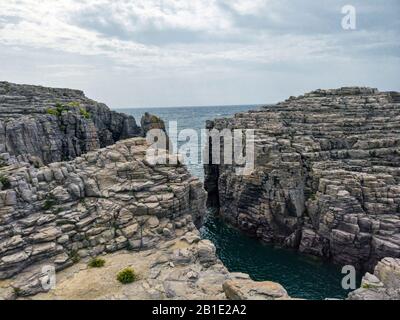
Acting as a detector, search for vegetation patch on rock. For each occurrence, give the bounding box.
[117,268,136,284]
[43,194,57,210]
[0,175,11,190]
[88,258,106,268]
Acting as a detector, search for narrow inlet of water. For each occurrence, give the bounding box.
[118,105,359,300]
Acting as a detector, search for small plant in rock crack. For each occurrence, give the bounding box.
[69,250,80,263]
[46,108,58,116]
[13,287,22,297]
[0,175,11,190]
[361,283,375,289]
[67,101,81,108]
[43,194,57,210]
[46,103,70,117]
[117,268,136,284]
[88,257,106,268]
[79,108,90,119]
[55,103,68,115]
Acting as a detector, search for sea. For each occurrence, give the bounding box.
[116,105,359,300]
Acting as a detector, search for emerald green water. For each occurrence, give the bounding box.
[200,212,355,300]
[119,105,359,300]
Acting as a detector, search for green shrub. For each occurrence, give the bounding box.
[55,102,65,112]
[0,175,11,190]
[43,195,57,210]
[361,283,374,289]
[43,199,56,210]
[47,103,69,117]
[57,103,68,115]
[79,108,90,119]
[88,258,106,268]
[46,108,58,116]
[117,268,136,284]
[68,101,81,108]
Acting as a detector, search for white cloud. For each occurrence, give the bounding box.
[223,0,269,15]
[0,0,335,70]
[0,0,398,106]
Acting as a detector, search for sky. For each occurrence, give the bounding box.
[0,0,399,108]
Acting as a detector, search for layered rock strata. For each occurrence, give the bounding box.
[0,81,142,164]
[205,87,400,271]
[0,137,291,300]
[0,138,205,294]
[348,257,400,300]
[0,82,294,300]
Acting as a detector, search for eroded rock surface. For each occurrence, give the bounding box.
[205,87,400,271]
[19,238,230,300]
[0,82,295,301]
[0,81,142,164]
[223,274,290,300]
[0,136,291,300]
[0,238,293,301]
[0,137,207,296]
[348,257,400,300]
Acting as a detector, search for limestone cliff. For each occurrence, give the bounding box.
[0,82,291,300]
[0,138,207,296]
[0,138,291,300]
[205,87,400,271]
[0,81,142,164]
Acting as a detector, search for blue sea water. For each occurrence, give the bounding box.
[116,105,357,300]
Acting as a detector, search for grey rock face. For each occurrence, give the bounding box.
[0,82,294,300]
[205,87,400,271]
[0,81,141,164]
[223,277,290,300]
[348,257,400,300]
[140,112,166,136]
[0,138,291,301]
[0,138,206,285]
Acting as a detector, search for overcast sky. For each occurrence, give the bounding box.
[0,0,399,108]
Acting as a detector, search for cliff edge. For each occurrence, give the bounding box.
[0,81,142,164]
[205,87,400,272]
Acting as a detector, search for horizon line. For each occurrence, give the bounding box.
[112,103,272,110]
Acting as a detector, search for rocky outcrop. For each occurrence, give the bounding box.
[3,236,231,300]
[0,136,292,300]
[0,81,296,301]
[0,81,142,164]
[223,274,290,300]
[348,257,400,300]
[0,137,206,294]
[141,112,166,136]
[205,87,400,271]
[0,238,294,300]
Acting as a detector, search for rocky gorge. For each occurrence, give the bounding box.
[204,87,400,286]
[0,82,399,300]
[0,82,292,300]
